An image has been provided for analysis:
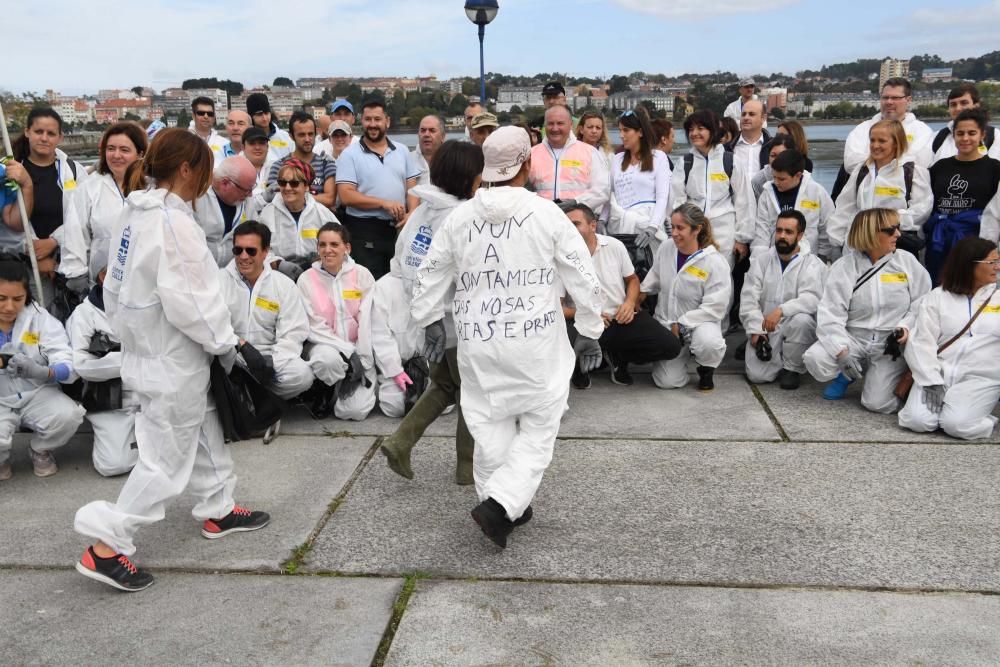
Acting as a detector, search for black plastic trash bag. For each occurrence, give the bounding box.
[210,359,285,443]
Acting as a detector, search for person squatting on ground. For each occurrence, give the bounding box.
[74,129,272,592]
[803,208,931,412]
[640,203,732,391]
[379,140,485,485]
[741,210,826,390]
[410,126,605,549]
[898,237,1000,440]
[563,202,681,388]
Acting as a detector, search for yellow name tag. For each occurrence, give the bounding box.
[874,186,902,197]
[684,265,709,280]
[709,172,729,182]
[301,228,319,239]
[980,145,988,155]
[342,289,362,299]
[800,200,820,210]
[270,139,289,148]
[254,297,279,313]
[983,305,1000,313]
[906,134,914,143]
[63,179,77,191]
[20,332,39,345]
[560,159,583,168]
[880,272,908,284]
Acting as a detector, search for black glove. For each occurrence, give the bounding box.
[276,259,304,282]
[884,328,904,361]
[423,320,447,364]
[755,336,773,362]
[337,352,370,400]
[239,341,274,384]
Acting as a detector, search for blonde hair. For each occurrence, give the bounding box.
[672,203,718,250]
[867,120,908,165]
[575,111,610,153]
[847,208,899,253]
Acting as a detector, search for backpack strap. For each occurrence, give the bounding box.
[902,161,914,203]
[986,126,996,149]
[932,127,951,154]
[853,164,870,195]
[683,153,693,186]
[722,150,734,198]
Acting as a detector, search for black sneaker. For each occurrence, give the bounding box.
[696,365,715,391]
[571,366,591,389]
[610,360,633,386]
[303,381,335,419]
[202,505,271,539]
[513,505,533,527]
[76,546,154,592]
[778,369,801,390]
[471,498,514,548]
[734,340,747,361]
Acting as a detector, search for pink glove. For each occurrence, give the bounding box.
[393,372,413,392]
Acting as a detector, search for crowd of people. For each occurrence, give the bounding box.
[2,77,1000,590]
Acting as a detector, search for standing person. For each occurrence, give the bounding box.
[752,149,834,258]
[751,134,798,201]
[898,237,1000,439]
[528,105,610,214]
[335,96,420,279]
[576,110,615,227]
[223,110,253,157]
[258,160,337,270]
[542,82,567,109]
[463,102,483,141]
[192,156,259,266]
[312,114,333,158]
[724,78,766,127]
[75,129,272,592]
[410,126,605,548]
[774,120,813,171]
[931,84,1000,163]
[189,96,229,161]
[726,99,771,198]
[608,108,671,249]
[469,112,499,147]
[0,257,85,481]
[929,109,1000,283]
[239,127,273,209]
[380,141,483,485]
[640,203,732,391]
[265,111,336,209]
[741,210,826,389]
[246,92,293,162]
[413,115,446,185]
[651,118,676,166]
[329,100,359,144]
[803,208,931,412]
[60,122,148,291]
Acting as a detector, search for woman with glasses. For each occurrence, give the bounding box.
[804,208,931,411]
[608,108,672,250]
[898,237,1000,439]
[258,159,337,269]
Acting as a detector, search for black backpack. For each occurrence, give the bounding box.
[209,359,285,443]
[854,162,914,203]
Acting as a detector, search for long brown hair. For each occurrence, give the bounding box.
[124,128,213,200]
[98,122,148,176]
[777,120,809,157]
[618,106,655,172]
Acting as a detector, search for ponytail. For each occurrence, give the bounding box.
[123,157,148,197]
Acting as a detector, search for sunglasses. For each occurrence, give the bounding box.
[194,110,215,117]
[277,179,304,188]
[879,225,901,236]
[232,245,259,257]
[619,110,636,119]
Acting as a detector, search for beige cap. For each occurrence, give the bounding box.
[471,112,499,129]
[482,126,531,182]
[330,120,352,135]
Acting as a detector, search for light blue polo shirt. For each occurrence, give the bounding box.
[335,137,420,219]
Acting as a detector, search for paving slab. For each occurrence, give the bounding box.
[305,438,1000,591]
[280,404,460,437]
[756,376,1000,443]
[0,435,372,571]
[386,580,1000,665]
[0,570,400,667]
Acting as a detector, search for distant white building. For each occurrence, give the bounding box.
[496,86,544,112]
[187,88,229,110]
[609,90,674,114]
[922,68,954,83]
[879,58,911,90]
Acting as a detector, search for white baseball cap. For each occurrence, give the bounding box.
[482,126,531,182]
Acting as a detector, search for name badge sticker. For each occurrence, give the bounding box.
[301,228,319,239]
[874,186,902,198]
[800,200,820,210]
[684,266,709,280]
[880,272,908,284]
[560,159,583,168]
[983,305,1000,314]
[709,173,729,182]
[255,297,279,313]
[342,289,363,299]
[63,179,77,191]
[21,332,39,345]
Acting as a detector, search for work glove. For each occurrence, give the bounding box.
[922,384,946,414]
[676,324,692,347]
[337,352,371,400]
[883,328,905,361]
[423,319,447,364]
[7,353,51,382]
[66,275,89,295]
[573,335,603,374]
[754,336,773,362]
[393,371,413,393]
[219,346,238,374]
[634,226,657,250]
[840,357,864,381]
[275,259,303,282]
[239,341,274,384]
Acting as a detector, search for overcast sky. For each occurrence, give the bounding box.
[6,0,1000,95]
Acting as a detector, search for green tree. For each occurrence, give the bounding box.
[609,75,630,94]
[770,107,785,120]
[131,86,145,97]
[273,77,294,87]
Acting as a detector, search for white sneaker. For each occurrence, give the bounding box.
[0,460,11,481]
[29,449,58,477]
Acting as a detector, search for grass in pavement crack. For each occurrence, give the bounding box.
[747,379,791,442]
[371,574,421,667]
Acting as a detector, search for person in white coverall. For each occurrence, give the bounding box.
[751,149,834,258]
[74,129,271,593]
[67,271,138,476]
[741,210,826,389]
[218,222,314,400]
[899,237,1000,439]
[258,160,337,274]
[640,203,732,391]
[370,273,424,417]
[804,208,931,413]
[192,156,260,267]
[411,126,605,549]
[842,77,934,176]
[296,222,378,421]
[0,258,84,482]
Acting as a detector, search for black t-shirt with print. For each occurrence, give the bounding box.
[930,156,1000,215]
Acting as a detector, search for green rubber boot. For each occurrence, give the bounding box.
[379,436,414,480]
[454,413,474,486]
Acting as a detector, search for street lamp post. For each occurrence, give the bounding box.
[464,1,499,105]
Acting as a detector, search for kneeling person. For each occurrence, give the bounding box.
[741,211,826,389]
[219,222,314,400]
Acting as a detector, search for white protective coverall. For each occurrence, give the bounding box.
[843,113,934,174]
[192,188,259,267]
[258,194,337,264]
[219,260,314,400]
[67,292,138,476]
[828,160,933,249]
[74,189,240,557]
[670,145,751,264]
[803,249,931,413]
[640,241,732,388]
[752,172,834,257]
[297,257,378,420]
[59,173,126,285]
[740,247,827,383]
[0,303,84,465]
[898,285,1000,439]
[371,274,425,417]
[411,186,604,522]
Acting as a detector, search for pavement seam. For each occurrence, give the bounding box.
[371,574,420,667]
[745,379,791,442]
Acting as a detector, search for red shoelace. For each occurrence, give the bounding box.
[117,555,138,574]
[231,505,251,517]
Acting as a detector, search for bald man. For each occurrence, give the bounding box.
[527,105,609,213]
[224,110,253,156]
[413,115,446,185]
[193,156,261,266]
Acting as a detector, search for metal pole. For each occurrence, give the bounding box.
[0,101,46,307]
[478,22,486,105]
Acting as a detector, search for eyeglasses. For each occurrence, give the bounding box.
[277,179,304,188]
[974,258,1000,266]
[879,225,901,236]
[880,95,908,102]
[194,110,215,117]
[224,177,253,197]
[232,245,259,257]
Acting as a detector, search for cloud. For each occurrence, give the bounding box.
[610,0,800,20]
[876,1,1000,59]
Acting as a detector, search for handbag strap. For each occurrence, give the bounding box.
[938,287,997,354]
[853,257,892,293]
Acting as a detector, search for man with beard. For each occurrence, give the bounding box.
[740,210,826,390]
[413,114,446,185]
[265,111,336,209]
[335,96,420,278]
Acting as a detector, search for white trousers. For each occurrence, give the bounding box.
[652,323,726,389]
[803,330,906,414]
[899,377,1000,440]
[75,391,235,556]
[270,354,315,400]
[0,385,86,463]
[377,374,406,418]
[88,408,138,477]
[304,342,348,387]
[335,368,377,421]
[745,313,816,383]
[461,386,566,522]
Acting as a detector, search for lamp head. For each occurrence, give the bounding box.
[464,0,499,25]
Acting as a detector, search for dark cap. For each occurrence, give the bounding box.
[246,92,271,116]
[242,126,268,143]
[542,81,565,97]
